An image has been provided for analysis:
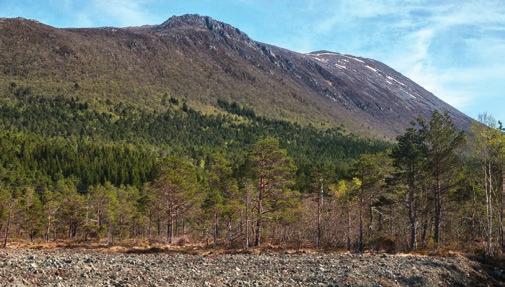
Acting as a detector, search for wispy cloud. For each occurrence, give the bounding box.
[301,0,505,116]
[56,0,156,27]
[92,0,154,26]
[391,1,505,112]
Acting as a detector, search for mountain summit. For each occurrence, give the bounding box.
[0,14,472,138]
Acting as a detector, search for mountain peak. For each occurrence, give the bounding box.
[160,14,231,32]
[0,15,472,138]
[160,14,211,28]
[158,14,250,40]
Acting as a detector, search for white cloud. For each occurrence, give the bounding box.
[404,64,474,108]
[292,0,505,118]
[333,0,505,111]
[92,0,154,27]
[61,0,156,27]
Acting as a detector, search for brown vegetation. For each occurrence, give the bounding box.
[0,15,472,138]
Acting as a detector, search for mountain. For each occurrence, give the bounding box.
[0,14,472,138]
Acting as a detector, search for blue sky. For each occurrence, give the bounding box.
[1,0,504,121]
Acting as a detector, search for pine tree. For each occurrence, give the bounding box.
[423,111,465,245]
[151,156,201,243]
[392,125,428,250]
[0,187,13,248]
[351,153,393,252]
[56,181,85,239]
[249,137,297,246]
[17,187,43,241]
[43,190,61,242]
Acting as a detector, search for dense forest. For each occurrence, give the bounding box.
[0,85,504,256]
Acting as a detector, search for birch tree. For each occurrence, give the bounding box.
[472,114,504,255]
[332,178,361,251]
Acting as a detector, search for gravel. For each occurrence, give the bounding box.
[0,248,501,286]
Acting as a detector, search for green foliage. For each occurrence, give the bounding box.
[149,156,203,241]
[203,153,241,221]
[391,125,429,193]
[332,178,362,201]
[0,97,502,253]
[0,187,11,221]
[0,93,386,190]
[249,137,297,197]
[217,99,256,118]
[1,90,443,247]
[424,111,466,181]
[55,180,85,238]
[249,137,299,246]
[0,131,156,189]
[352,153,393,194]
[16,187,44,240]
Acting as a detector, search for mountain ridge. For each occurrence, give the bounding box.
[0,14,473,138]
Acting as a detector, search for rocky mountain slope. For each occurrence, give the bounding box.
[0,14,473,138]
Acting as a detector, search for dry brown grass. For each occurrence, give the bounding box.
[2,238,496,262]
[2,239,346,256]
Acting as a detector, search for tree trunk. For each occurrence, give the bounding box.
[170,216,175,243]
[434,176,442,245]
[347,205,351,251]
[407,188,417,250]
[108,225,114,245]
[502,168,505,251]
[148,213,152,240]
[98,209,102,228]
[227,217,232,247]
[368,199,373,240]
[46,216,51,242]
[254,200,262,247]
[2,208,11,248]
[316,180,323,248]
[245,187,250,249]
[213,212,219,245]
[166,220,173,244]
[358,197,364,252]
[255,178,264,247]
[485,162,494,256]
[378,212,383,232]
[421,213,431,248]
[175,211,179,237]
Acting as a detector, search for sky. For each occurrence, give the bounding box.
[1,0,504,121]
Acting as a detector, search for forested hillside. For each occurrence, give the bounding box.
[0,15,473,138]
[0,85,384,189]
[0,83,504,255]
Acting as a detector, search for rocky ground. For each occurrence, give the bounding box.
[0,248,503,286]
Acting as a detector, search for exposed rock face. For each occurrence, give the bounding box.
[0,14,472,138]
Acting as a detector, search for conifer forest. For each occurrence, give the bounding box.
[1,88,504,256]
